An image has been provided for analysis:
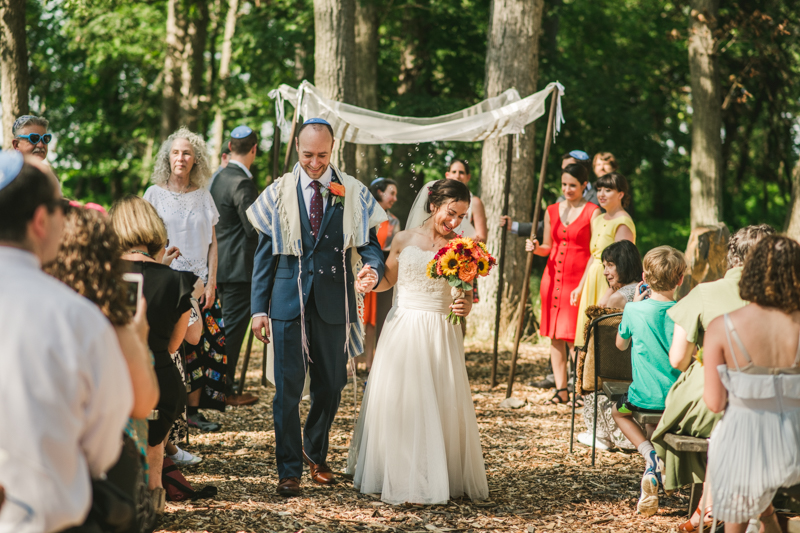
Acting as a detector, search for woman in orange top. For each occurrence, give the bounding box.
[362,178,400,373]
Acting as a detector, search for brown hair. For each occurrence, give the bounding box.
[596,171,631,208]
[229,131,258,155]
[44,208,131,326]
[739,235,800,314]
[592,152,618,172]
[643,245,686,292]
[727,224,776,268]
[425,179,471,214]
[110,195,168,257]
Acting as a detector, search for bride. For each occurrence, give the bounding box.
[348,179,489,505]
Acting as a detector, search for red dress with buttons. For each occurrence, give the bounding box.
[539,201,598,342]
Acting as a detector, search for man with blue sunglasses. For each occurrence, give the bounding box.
[11,115,52,161]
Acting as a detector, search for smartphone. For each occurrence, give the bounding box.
[122,273,143,313]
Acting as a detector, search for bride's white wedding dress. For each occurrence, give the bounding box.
[348,245,489,504]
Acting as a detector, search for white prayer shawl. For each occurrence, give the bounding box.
[247,163,387,360]
[269,81,565,145]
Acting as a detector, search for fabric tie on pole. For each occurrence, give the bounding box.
[269,80,565,145]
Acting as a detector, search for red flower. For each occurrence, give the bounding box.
[329,182,346,197]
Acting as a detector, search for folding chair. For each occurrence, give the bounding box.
[569,312,633,466]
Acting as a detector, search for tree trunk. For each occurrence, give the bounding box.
[688,0,722,227]
[210,0,239,168]
[0,0,29,150]
[161,0,185,141]
[181,0,209,131]
[471,0,544,342]
[785,158,800,240]
[355,0,379,185]
[313,0,357,174]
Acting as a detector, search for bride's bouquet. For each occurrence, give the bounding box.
[426,237,496,324]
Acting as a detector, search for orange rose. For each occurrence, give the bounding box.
[458,261,478,283]
[329,182,346,197]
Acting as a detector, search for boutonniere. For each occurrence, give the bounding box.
[320,181,346,206]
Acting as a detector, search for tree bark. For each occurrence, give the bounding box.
[210,0,239,168]
[355,0,379,185]
[313,0,357,174]
[0,0,29,150]
[688,0,722,227]
[161,0,185,141]
[785,158,800,240]
[471,0,544,342]
[181,0,209,131]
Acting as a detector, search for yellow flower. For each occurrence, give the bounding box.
[477,241,489,254]
[426,258,437,278]
[451,237,474,249]
[476,257,490,276]
[439,250,460,276]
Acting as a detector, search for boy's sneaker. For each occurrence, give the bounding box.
[637,451,664,516]
[169,446,202,467]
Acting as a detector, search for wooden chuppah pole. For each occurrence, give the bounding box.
[282,104,300,174]
[505,87,559,399]
[490,134,514,387]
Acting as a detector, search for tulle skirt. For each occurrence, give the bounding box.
[348,304,489,505]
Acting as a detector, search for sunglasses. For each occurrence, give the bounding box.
[16,133,53,145]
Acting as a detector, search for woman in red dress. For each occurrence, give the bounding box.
[526,164,599,404]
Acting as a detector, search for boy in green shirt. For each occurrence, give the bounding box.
[612,245,685,517]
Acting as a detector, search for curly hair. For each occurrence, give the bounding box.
[727,224,776,268]
[44,208,132,326]
[739,235,800,314]
[150,126,212,188]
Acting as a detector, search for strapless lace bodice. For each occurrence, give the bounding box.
[396,246,452,314]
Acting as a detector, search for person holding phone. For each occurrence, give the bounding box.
[111,196,204,509]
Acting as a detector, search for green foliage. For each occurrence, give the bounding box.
[22,0,799,247]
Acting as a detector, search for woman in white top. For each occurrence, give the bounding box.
[703,235,800,533]
[144,127,227,430]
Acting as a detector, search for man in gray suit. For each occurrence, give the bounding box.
[210,125,260,406]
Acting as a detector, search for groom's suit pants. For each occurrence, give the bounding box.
[272,288,349,480]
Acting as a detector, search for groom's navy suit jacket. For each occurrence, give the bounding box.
[251,177,385,324]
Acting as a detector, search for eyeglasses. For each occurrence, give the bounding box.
[16,133,53,145]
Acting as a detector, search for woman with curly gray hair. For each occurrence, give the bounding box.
[144,127,228,430]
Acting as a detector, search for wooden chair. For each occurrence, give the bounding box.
[569,312,633,466]
[662,433,708,517]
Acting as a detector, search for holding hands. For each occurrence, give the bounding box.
[356,265,379,294]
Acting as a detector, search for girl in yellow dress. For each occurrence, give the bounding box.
[573,172,636,346]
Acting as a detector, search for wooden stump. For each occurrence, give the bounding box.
[675,223,730,300]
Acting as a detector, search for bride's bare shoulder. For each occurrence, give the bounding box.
[391,228,422,252]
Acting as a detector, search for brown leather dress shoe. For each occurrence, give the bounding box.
[225,392,259,406]
[303,451,337,485]
[276,477,301,497]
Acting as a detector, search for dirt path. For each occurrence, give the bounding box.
[157,341,690,533]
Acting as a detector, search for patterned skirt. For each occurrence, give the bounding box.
[184,297,228,411]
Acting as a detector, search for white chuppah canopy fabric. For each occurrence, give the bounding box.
[268,80,565,145]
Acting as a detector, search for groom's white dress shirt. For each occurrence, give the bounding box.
[299,165,332,215]
[0,247,133,533]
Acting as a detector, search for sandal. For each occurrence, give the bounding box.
[678,505,722,532]
[566,396,583,408]
[545,388,570,405]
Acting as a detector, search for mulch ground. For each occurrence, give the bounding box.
[156,340,691,533]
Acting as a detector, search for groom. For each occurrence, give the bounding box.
[248,118,386,497]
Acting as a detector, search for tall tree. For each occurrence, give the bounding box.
[181,0,210,131]
[211,0,239,168]
[472,0,545,341]
[355,0,379,184]
[161,0,184,141]
[688,0,723,227]
[0,0,29,150]
[314,0,357,173]
[786,158,800,240]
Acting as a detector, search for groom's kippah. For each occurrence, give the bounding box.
[303,118,331,126]
[0,151,24,192]
[231,125,253,139]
